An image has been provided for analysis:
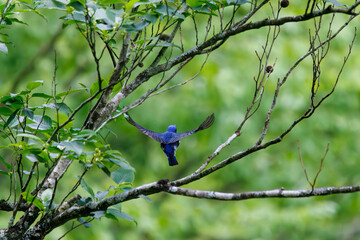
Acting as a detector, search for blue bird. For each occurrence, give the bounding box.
[125,113,215,166]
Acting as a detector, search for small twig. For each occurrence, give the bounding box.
[58,217,94,240]
[195,132,241,174]
[56,167,89,212]
[298,142,330,191]
[297,141,313,187]
[312,143,330,188]
[0,0,13,24]
[52,51,60,129]
[149,55,209,98]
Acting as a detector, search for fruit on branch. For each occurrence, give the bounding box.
[266,65,274,73]
[280,0,289,8]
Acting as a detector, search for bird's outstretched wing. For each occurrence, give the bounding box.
[125,113,165,143]
[166,113,215,143]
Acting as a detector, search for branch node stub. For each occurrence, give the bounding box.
[157,179,170,190]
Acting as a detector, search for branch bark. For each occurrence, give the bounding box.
[166,185,360,200]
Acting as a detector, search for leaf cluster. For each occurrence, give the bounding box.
[0,80,136,223]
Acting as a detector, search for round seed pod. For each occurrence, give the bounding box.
[280,0,289,8]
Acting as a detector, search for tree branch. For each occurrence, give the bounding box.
[166,185,360,200]
[23,181,360,237]
[0,200,29,212]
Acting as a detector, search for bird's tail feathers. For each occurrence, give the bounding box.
[168,155,178,166]
[197,113,215,131]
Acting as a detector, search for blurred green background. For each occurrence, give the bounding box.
[1,2,360,239]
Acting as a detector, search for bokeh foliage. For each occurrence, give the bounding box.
[1,0,360,239]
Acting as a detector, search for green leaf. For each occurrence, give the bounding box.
[144,14,158,24]
[154,4,184,19]
[25,153,46,163]
[78,218,92,227]
[79,177,95,197]
[59,140,84,155]
[96,23,113,31]
[125,0,138,11]
[0,42,8,54]
[8,141,27,149]
[106,8,123,23]
[26,80,44,91]
[41,189,53,202]
[2,95,24,109]
[27,115,53,130]
[106,208,137,223]
[91,211,105,220]
[0,104,13,115]
[192,3,218,15]
[16,5,48,21]
[93,8,107,20]
[106,208,122,218]
[0,170,10,175]
[0,155,12,170]
[78,83,90,93]
[17,133,44,143]
[46,145,63,159]
[21,192,44,211]
[107,158,135,171]
[67,1,85,11]
[96,163,111,177]
[20,90,31,95]
[98,0,124,4]
[225,0,249,5]
[4,109,19,129]
[324,0,345,6]
[31,93,54,99]
[43,103,71,116]
[118,211,137,223]
[77,197,92,206]
[121,20,150,32]
[73,129,97,139]
[139,194,151,202]
[80,160,93,168]
[103,150,135,171]
[133,0,161,7]
[62,12,86,22]
[22,147,42,155]
[23,108,34,119]
[20,0,32,4]
[36,0,67,10]
[95,189,109,200]
[111,168,135,185]
[44,199,56,212]
[186,0,204,8]
[55,89,84,99]
[6,17,28,25]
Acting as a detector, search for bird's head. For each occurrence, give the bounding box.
[167,125,177,133]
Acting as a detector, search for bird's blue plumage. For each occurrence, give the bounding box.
[161,142,179,166]
[125,113,215,166]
